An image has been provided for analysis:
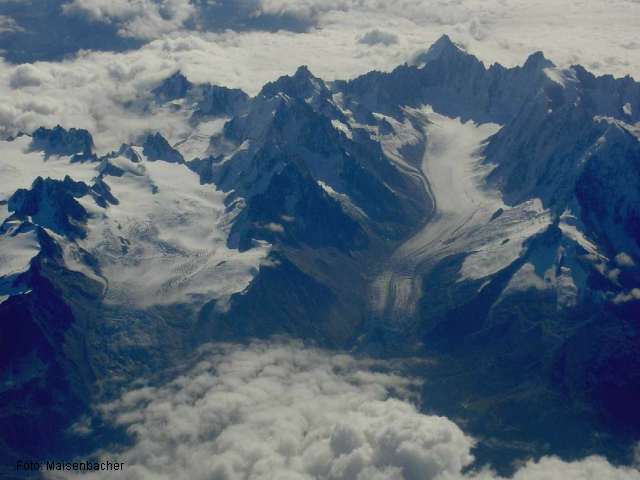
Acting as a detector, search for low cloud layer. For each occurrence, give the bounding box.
[68,341,640,480]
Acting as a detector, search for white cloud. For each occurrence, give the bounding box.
[0,4,638,478]
[79,340,472,480]
[0,14,22,34]
[61,341,640,480]
[613,288,640,304]
[9,64,52,88]
[616,252,636,268]
[256,0,350,22]
[470,456,640,480]
[229,0,640,81]
[63,0,195,40]
[0,44,197,152]
[264,222,286,233]
[0,1,639,156]
[359,29,399,47]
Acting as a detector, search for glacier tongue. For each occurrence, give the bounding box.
[370,108,553,322]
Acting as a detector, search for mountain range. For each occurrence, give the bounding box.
[1,35,639,475]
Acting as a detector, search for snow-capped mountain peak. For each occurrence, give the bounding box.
[413,33,467,66]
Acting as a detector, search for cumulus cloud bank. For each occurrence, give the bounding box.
[66,341,640,480]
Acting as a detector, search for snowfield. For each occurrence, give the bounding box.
[0,136,98,302]
[78,153,270,309]
[0,135,270,310]
[0,135,96,203]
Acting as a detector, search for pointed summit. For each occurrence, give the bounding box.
[431,34,457,50]
[142,133,184,164]
[523,51,554,70]
[194,84,249,118]
[293,65,313,79]
[260,65,327,100]
[153,70,193,102]
[414,34,467,66]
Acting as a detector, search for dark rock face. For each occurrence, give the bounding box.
[575,126,640,256]
[261,66,322,99]
[152,70,250,119]
[403,233,595,465]
[572,65,640,122]
[8,176,90,240]
[197,253,337,342]
[553,302,640,432]
[230,163,368,252]
[217,89,429,245]
[152,71,193,102]
[324,37,640,465]
[110,144,141,163]
[194,85,249,117]
[481,74,640,259]
[6,176,115,240]
[0,229,103,468]
[142,132,185,163]
[31,126,95,161]
[186,156,220,184]
[261,66,349,125]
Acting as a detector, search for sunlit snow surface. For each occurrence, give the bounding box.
[0,136,98,301]
[0,135,96,203]
[0,220,40,304]
[173,117,228,160]
[78,153,269,309]
[0,221,39,278]
[0,136,269,310]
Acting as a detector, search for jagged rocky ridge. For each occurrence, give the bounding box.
[1,35,639,474]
